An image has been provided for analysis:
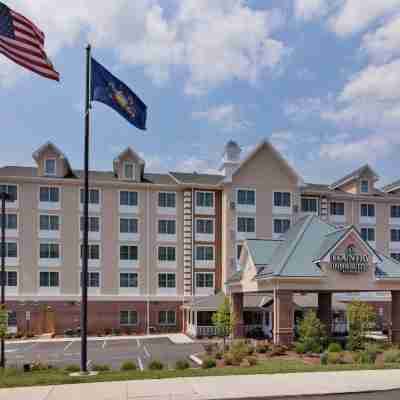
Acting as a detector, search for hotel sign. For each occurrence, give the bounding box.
[330,245,369,273]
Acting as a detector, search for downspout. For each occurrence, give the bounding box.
[146,188,150,335]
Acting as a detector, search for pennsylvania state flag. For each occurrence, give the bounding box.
[91,58,147,130]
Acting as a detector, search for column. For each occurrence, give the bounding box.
[317,292,332,337]
[232,292,244,338]
[392,291,400,344]
[273,290,294,345]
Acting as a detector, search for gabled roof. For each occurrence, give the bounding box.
[329,164,379,190]
[232,139,303,185]
[376,254,400,279]
[382,179,400,194]
[169,171,223,186]
[32,141,72,172]
[113,147,145,175]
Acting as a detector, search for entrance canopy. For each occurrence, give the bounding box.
[228,215,400,294]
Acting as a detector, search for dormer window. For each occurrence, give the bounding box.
[123,162,135,180]
[361,180,369,193]
[44,159,56,176]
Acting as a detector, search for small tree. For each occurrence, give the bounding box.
[0,305,8,339]
[212,295,236,351]
[347,300,376,351]
[297,310,327,353]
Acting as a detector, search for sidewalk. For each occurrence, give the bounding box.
[2,369,400,400]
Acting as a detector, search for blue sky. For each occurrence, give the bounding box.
[2,0,400,186]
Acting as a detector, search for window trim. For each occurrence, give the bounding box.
[119,190,139,208]
[157,272,176,289]
[195,218,214,235]
[43,158,57,176]
[301,197,319,213]
[158,191,177,209]
[272,218,291,235]
[5,270,18,288]
[79,187,101,206]
[157,245,177,263]
[38,270,60,289]
[195,245,215,261]
[0,184,18,206]
[157,218,177,236]
[360,203,375,218]
[360,179,369,194]
[119,272,139,289]
[195,272,215,289]
[123,161,136,181]
[195,191,215,209]
[79,270,101,289]
[236,216,256,233]
[39,214,60,232]
[38,185,61,209]
[158,310,176,326]
[272,191,292,208]
[360,226,376,242]
[119,244,139,264]
[236,188,256,207]
[120,310,139,326]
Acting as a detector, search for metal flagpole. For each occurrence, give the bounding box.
[81,43,91,373]
[0,191,10,369]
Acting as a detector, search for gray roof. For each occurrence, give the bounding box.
[169,172,223,185]
[247,239,281,265]
[383,179,400,193]
[376,254,400,279]
[329,164,378,190]
[314,227,351,262]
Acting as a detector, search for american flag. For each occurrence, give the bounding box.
[0,2,59,81]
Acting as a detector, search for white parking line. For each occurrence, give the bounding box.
[87,360,92,369]
[136,339,140,348]
[143,345,150,359]
[137,357,144,371]
[102,339,107,349]
[63,341,74,352]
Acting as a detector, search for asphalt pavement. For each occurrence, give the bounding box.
[4,337,204,370]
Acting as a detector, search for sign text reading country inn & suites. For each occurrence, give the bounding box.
[330,245,369,273]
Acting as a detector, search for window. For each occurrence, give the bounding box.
[196,246,214,261]
[39,271,59,287]
[40,215,59,231]
[44,159,56,175]
[158,272,176,288]
[196,192,214,208]
[124,162,135,180]
[360,204,375,217]
[196,272,214,288]
[158,220,176,235]
[80,244,100,260]
[80,216,100,232]
[0,242,17,258]
[5,271,17,287]
[391,229,400,242]
[120,310,138,326]
[158,310,176,326]
[80,271,100,288]
[120,191,138,206]
[120,245,138,261]
[391,205,400,218]
[237,244,243,260]
[80,189,100,204]
[196,219,213,234]
[301,198,318,213]
[120,272,138,288]
[237,190,255,206]
[39,243,59,259]
[273,219,290,234]
[7,311,17,327]
[273,192,291,207]
[391,253,400,262]
[158,246,176,262]
[330,202,345,216]
[0,185,17,202]
[361,180,369,193]
[158,192,176,208]
[361,227,375,242]
[0,214,17,230]
[237,217,255,233]
[120,218,138,234]
[40,187,59,202]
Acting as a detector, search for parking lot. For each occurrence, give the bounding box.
[4,337,204,370]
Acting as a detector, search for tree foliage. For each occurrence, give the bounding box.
[0,305,8,338]
[347,300,376,351]
[212,295,236,350]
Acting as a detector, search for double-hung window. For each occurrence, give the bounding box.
[120,191,138,207]
[273,219,290,234]
[158,220,176,235]
[80,244,100,260]
[158,310,176,326]
[196,219,213,234]
[40,187,59,203]
[158,246,176,262]
[120,245,138,261]
[391,206,400,219]
[120,310,138,325]
[40,243,59,259]
[123,162,135,180]
[80,271,100,288]
[158,272,176,289]
[391,229,400,242]
[196,272,214,288]
[196,192,214,208]
[120,272,138,288]
[196,246,214,261]
[237,190,255,206]
[330,202,345,216]
[158,192,176,208]
[5,271,17,287]
[361,227,375,242]
[237,217,255,233]
[301,198,318,213]
[361,180,369,193]
[0,214,17,230]
[40,215,59,231]
[360,204,375,217]
[0,185,17,202]
[120,218,138,234]
[273,192,291,208]
[0,242,17,258]
[44,159,56,176]
[39,271,59,288]
[80,189,100,205]
[80,216,100,233]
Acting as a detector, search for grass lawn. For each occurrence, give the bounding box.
[1,359,400,389]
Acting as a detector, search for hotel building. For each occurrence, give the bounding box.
[3,139,400,340]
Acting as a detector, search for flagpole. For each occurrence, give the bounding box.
[81,43,91,374]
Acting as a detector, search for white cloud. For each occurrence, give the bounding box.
[192,104,251,131]
[362,15,400,63]
[174,156,220,174]
[293,0,329,21]
[319,131,400,162]
[329,0,400,36]
[3,0,288,93]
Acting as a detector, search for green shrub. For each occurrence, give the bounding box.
[92,364,110,372]
[246,345,255,356]
[64,364,80,373]
[30,362,51,371]
[297,311,327,354]
[230,341,250,364]
[347,301,376,351]
[215,351,223,360]
[175,360,190,370]
[204,343,214,355]
[320,351,328,365]
[328,343,342,353]
[327,352,344,365]
[148,360,164,370]
[120,361,137,371]
[202,357,216,369]
[294,342,306,354]
[223,352,234,366]
[384,349,400,363]
[247,356,258,366]
[270,344,288,356]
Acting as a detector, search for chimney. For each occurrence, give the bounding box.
[220,140,241,181]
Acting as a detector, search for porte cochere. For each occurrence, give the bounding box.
[226,215,400,345]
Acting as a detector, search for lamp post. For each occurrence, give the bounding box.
[0,191,10,368]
